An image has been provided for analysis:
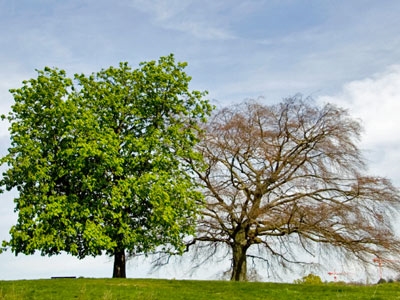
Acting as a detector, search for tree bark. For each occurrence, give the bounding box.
[231,242,248,281]
[113,249,126,278]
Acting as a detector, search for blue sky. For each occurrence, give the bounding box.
[1,0,400,281]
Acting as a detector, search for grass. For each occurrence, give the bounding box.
[0,278,399,300]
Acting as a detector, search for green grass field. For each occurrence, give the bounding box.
[0,278,399,300]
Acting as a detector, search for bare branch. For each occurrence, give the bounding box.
[188,97,400,281]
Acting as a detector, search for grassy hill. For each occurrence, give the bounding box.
[0,278,399,299]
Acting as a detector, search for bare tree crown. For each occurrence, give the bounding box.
[191,97,400,281]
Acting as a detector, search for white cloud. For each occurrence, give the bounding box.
[318,65,400,182]
[127,0,236,40]
[319,65,400,147]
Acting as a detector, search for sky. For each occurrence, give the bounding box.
[1,0,400,282]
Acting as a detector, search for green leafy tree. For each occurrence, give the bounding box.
[294,274,323,284]
[1,55,213,278]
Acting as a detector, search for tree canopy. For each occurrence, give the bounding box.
[1,54,213,278]
[188,98,400,281]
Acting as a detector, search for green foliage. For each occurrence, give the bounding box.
[1,55,213,262]
[1,279,400,300]
[294,273,323,285]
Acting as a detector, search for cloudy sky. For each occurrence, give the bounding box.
[1,0,400,281]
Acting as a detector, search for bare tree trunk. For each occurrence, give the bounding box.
[231,242,248,281]
[113,249,126,278]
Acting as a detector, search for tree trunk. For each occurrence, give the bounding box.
[231,242,248,281]
[112,249,126,278]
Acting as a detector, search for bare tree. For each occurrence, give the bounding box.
[188,97,400,281]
